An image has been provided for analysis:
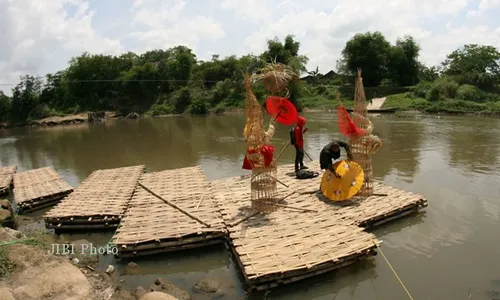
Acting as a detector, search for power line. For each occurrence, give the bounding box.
[0,79,228,86]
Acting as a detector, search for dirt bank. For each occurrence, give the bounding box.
[0,222,239,300]
[0,227,192,300]
[0,111,123,129]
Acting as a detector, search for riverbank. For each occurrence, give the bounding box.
[383,93,500,116]
[1,93,499,130]
[0,225,233,300]
[0,111,123,129]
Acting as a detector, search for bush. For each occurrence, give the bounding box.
[426,86,440,101]
[425,100,486,113]
[410,81,433,98]
[456,84,484,102]
[189,98,209,114]
[436,79,459,98]
[168,87,192,113]
[409,98,430,110]
[423,78,460,101]
[149,104,173,115]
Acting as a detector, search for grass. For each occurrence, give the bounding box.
[301,95,354,110]
[0,247,15,279]
[0,227,52,280]
[383,93,500,115]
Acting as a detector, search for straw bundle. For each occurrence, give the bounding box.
[255,61,298,96]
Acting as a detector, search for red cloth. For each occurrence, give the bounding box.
[294,116,306,149]
[336,106,365,138]
[242,145,275,170]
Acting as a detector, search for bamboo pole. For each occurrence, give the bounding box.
[299,189,387,197]
[138,182,211,228]
[251,172,289,188]
[278,190,297,201]
[195,195,204,211]
[228,211,261,227]
[250,200,317,213]
[303,149,313,161]
[273,141,290,163]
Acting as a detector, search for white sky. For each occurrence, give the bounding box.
[1,0,499,95]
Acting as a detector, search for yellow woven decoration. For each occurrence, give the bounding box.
[254,60,298,96]
[320,160,365,201]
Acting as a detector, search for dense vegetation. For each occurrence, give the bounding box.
[0,33,499,125]
[383,43,500,114]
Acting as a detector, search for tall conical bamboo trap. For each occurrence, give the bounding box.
[242,61,301,213]
[243,71,280,213]
[347,69,383,197]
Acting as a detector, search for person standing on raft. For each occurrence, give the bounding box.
[319,140,353,178]
[292,116,308,172]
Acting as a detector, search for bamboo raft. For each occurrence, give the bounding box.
[211,175,378,291]
[44,165,145,230]
[26,159,426,290]
[0,166,16,195]
[210,160,427,291]
[111,166,226,258]
[13,167,73,212]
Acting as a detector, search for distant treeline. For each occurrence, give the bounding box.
[0,32,498,124]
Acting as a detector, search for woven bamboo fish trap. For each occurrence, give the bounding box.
[348,69,378,197]
[243,73,278,212]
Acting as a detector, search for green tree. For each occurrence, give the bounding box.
[0,91,11,122]
[9,75,43,122]
[418,63,441,82]
[260,35,308,74]
[442,44,500,90]
[307,66,322,85]
[260,35,309,110]
[337,31,392,86]
[39,71,71,111]
[387,36,420,86]
[65,53,131,110]
[117,63,160,113]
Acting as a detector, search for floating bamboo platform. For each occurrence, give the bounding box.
[209,160,427,291]
[211,175,378,291]
[256,160,427,227]
[44,165,145,230]
[111,166,226,258]
[0,166,16,195]
[13,167,73,212]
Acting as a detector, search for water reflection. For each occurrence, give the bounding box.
[248,260,379,300]
[372,117,424,182]
[1,113,500,300]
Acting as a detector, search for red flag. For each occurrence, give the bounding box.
[336,105,365,138]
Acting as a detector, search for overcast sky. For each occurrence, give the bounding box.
[1,0,499,95]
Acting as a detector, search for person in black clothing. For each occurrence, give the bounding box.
[319,140,353,178]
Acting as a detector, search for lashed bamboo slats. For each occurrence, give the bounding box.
[0,166,16,195]
[13,167,73,212]
[111,166,226,257]
[210,160,427,290]
[44,165,144,229]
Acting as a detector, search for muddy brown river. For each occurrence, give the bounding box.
[1,112,500,300]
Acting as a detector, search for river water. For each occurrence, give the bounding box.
[1,113,500,300]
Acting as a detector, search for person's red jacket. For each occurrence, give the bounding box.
[294,116,306,149]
